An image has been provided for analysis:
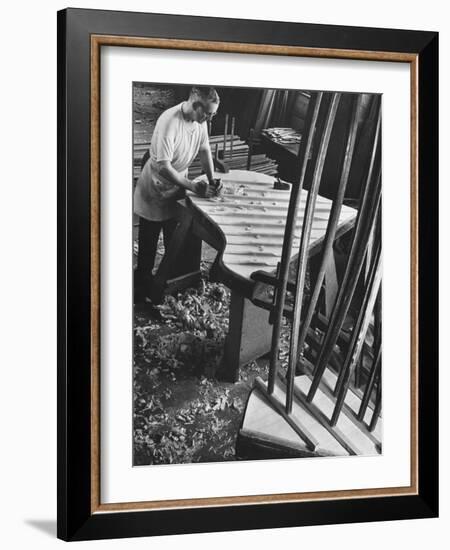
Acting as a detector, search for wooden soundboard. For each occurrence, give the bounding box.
[188,170,357,283]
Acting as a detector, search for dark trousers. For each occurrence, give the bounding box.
[134,216,178,302]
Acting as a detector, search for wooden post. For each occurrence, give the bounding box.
[286,93,341,414]
[357,345,381,422]
[267,93,323,396]
[369,381,382,432]
[331,251,382,426]
[230,116,235,159]
[223,113,229,159]
[297,95,362,355]
[218,291,273,383]
[247,128,254,171]
[307,105,382,403]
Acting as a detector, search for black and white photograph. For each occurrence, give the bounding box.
[1,0,444,545]
[132,83,382,466]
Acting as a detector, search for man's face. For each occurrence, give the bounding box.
[194,100,219,123]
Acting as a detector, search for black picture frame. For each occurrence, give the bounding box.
[57,7,438,542]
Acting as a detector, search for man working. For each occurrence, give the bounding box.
[134,86,220,315]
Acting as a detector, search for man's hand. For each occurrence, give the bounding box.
[191,179,215,198]
[209,178,223,195]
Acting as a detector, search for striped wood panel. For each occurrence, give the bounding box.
[189,170,357,280]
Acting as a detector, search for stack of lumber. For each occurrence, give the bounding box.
[133,141,151,179]
[261,127,302,145]
[133,134,279,180]
[189,134,279,179]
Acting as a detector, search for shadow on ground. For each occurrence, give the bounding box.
[25,519,56,538]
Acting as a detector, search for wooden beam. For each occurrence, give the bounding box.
[247,128,254,171]
[307,104,381,403]
[287,93,341,414]
[331,249,382,426]
[267,92,323,395]
[297,94,362,356]
[357,345,381,421]
[223,113,229,158]
[254,377,319,451]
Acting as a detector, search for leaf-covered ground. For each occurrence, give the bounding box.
[133,273,274,465]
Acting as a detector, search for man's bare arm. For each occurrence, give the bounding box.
[158,161,193,190]
[199,146,215,184]
[157,161,208,196]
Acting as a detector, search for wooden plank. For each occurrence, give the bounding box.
[369,383,382,432]
[254,377,319,451]
[287,93,341,413]
[299,357,382,445]
[358,345,381,421]
[201,213,343,227]
[230,117,235,159]
[223,113,229,157]
[267,93,324,395]
[247,128,254,170]
[307,107,381,403]
[206,216,299,227]
[165,270,202,294]
[243,378,351,455]
[331,247,382,426]
[236,428,327,460]
[224,244,286,255]
[224,258,278,267]
[292,375,380,455]
[297,94,363,355]
[197,204,337,216]
[193,191,355,207]
[226,235,287,245]
[278,374,359,455]
[218,292,272,383]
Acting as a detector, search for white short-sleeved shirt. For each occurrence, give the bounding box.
[134,102,209,221]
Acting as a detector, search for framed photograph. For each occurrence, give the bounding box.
[57,8,438,541]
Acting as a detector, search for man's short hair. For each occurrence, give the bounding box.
[189,86,220,105]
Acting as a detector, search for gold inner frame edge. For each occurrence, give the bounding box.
[89,34,419,514]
